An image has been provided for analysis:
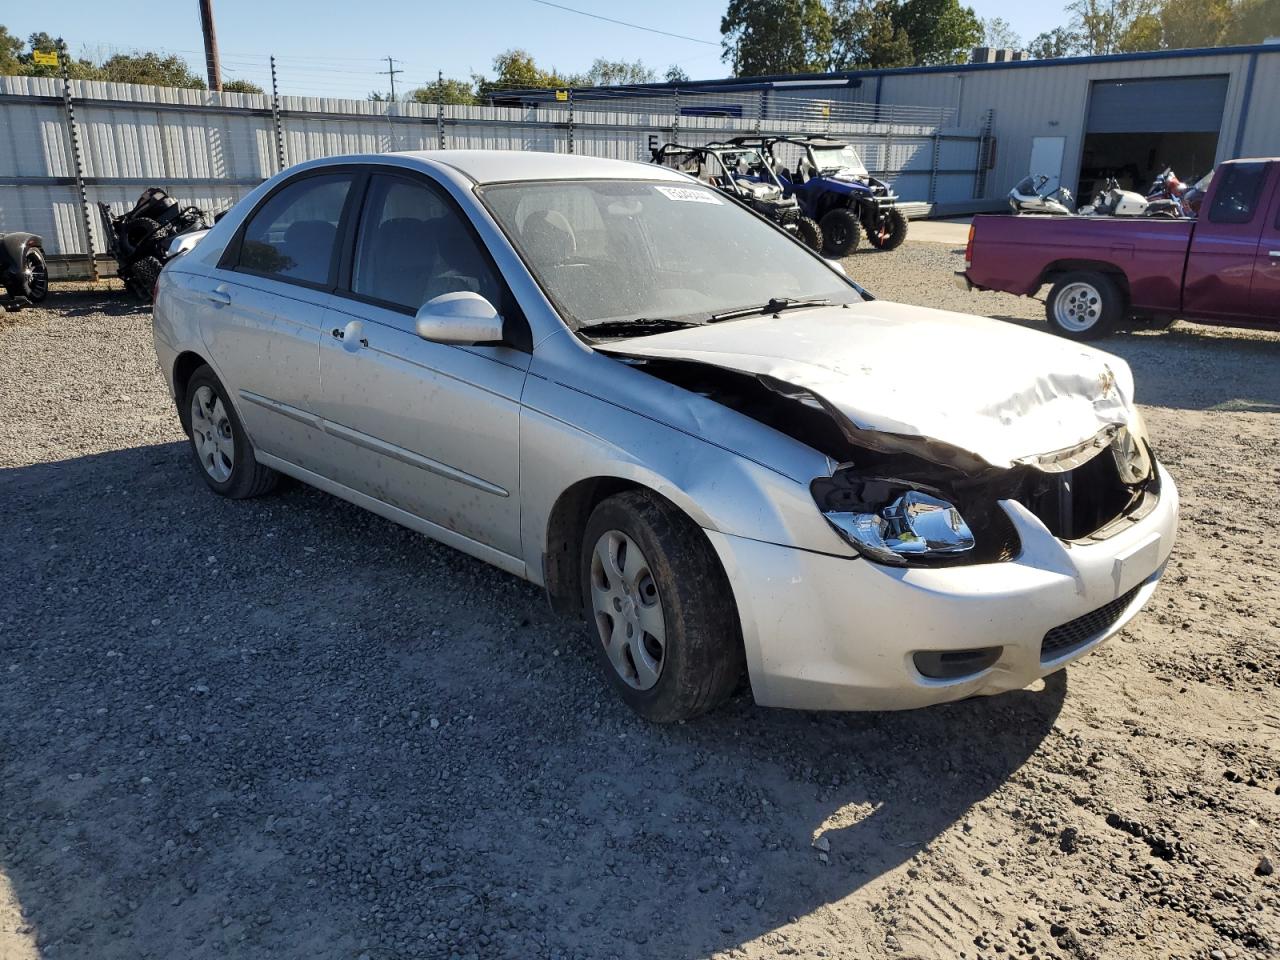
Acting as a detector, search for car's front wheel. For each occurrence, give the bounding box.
[580,490,744,722]
[182,365,280,498]
[1045,271,1124,340]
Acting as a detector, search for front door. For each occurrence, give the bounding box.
[1030,136,1065,193]
[317,172,530,559]
[1249,167,1280,324]
[1184,161,1271,322]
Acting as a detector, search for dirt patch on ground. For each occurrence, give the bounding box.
[1,251,1277,960]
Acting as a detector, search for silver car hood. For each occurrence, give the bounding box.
[600,301,1136,471]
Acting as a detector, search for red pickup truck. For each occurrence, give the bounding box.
[959,158,1280,339]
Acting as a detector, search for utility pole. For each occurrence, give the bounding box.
[379,56,403,101]
[198,0,222,92]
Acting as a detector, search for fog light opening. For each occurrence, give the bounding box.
[913,646,1003,681]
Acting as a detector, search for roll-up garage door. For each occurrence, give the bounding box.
[1086,75,1229,134]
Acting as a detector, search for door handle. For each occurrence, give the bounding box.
[332,322,368,349]
[206,285,231,306]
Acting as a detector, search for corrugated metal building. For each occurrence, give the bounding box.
[557,43,1280,212]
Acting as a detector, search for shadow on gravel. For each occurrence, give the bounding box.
[1,441,1064,959]
[990,315,1280,413]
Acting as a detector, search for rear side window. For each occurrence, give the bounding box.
[1207,163,1267,225]
[236,174,352,284]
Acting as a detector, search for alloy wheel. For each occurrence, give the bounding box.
[589,529,666,690]
[24,252,47,299]
[190,385,234,483]
[1054,282,1103,332]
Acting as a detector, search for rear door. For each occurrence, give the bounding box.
[1249,166,1280,323]
[198,169,357,472]
[1183,161,1270,322]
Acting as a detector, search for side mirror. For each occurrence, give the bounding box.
[414,291,505,345]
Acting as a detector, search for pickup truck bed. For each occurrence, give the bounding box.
[961,158,1280,339]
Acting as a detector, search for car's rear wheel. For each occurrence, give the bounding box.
[182,365,280,499]
[1045,271,1124,340]
[820,208,862,256]
[866,208,908,250]
[580,490,743,722]
[794,216,823,252]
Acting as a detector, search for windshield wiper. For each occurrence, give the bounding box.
[709,297,833,323]
[581,317,700,338]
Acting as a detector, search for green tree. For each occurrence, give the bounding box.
[830,0,913,67]
[477,48,572,93]
[721,0,834,75]
[222,78,264,94]
[1027,26,1084,57]
[409,77,477,104]
[1158,0,1234,46]
[99,51,205,88]
[665,64,691,82]
[1068,0,1158,53]
[0,26,25,74]
[1226,0,1280,42]
[1118,11,1164,48]
[580,58,656,85]
[981,16,1023,48]
[893,0,983,64]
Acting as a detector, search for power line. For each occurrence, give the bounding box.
[523,0,719,46]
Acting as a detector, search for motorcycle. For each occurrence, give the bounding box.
[1081,177,1180,218]
[1148,167,1208,218]
[98,187,208,301]
[1008,175,1075,216]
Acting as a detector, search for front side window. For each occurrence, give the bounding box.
[351,175,501,311]
[1207,163,1267,225]
[480,179,860,332]
[237,174,351,284]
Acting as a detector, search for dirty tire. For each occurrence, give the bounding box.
[820,208,862,256]
[182,365,280,499]
[1045,271,1124,341]
[580,490,744,723]
[794,216,824,252]
[867,208,908,251]
[128,257,164,302]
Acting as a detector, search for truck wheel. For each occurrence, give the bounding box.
[580,490,744,723]
[820,209,861,256]
[794,216,823,252]
[867,209,908,251]
[6,247,49,303]
[1045,271,1124,340]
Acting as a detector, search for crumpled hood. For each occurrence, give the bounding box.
[601,301,1137,471]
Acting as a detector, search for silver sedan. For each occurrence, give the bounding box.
[153,150,1177,722]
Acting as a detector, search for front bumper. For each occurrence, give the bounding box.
[707,463,1178,711]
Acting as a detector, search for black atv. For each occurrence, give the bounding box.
[0,231,49,310]
[98,187,207,301]
[729,135,908,256]
[650,142,823,252]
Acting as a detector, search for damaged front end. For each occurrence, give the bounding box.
[613,354,1159,568]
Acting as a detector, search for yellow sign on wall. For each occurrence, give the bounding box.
[555,90,569,102]
[32,50,60,67]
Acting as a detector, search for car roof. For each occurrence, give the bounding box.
[380,150,689,185]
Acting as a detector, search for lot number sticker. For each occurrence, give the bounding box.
[655,186,722,204]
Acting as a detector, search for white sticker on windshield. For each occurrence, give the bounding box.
[655,185,723,205]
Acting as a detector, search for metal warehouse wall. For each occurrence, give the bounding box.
[870,48,1279,204]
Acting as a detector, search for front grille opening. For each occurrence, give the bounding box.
[914,646,1003,680]
[1018,447,1149,541]
[1041,584,1142,663]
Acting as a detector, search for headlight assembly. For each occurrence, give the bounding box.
[813,476,976,566]
[1111,410,1153,485]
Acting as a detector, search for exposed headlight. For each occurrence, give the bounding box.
[1111,409,1153,484]
[822,488,975,566]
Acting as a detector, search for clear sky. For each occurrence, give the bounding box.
[5,0,1068,99]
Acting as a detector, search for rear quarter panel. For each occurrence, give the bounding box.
[968,215,1194,313]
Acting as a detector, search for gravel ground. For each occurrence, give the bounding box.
[1,244,1278,960]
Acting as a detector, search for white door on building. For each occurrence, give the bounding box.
[1029,136,1066,191]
